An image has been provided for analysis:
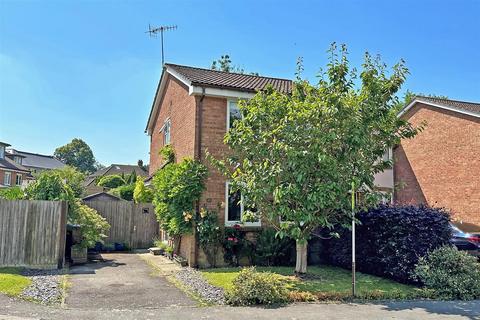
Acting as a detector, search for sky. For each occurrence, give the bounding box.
[1,0,479,166]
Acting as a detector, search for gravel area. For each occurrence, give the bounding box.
[175,267,226,304]
[20,269,64,304]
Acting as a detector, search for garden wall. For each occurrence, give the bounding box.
[0,199,67,269]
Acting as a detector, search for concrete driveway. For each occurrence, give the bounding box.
[66,253,194,309]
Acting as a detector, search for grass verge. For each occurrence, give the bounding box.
[0,268,32,297]
[201,265,427,301]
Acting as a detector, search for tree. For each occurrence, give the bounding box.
[54,138,97,173]
[24,169,109,247]
[209,44,422,274]
[133,177,153,203]
[55,166,86,197]
[211,54,259,75]
[97,175,125,189]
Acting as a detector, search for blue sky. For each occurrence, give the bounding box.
[1,0,479,166]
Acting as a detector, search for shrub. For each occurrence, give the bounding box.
[226,267,290,305]
[152,157,207,237]
[223,225,254,266]
[133,177,153,203]
[254,228,295,266]
[97,175,125,189]
[327,205,451,283]
[196,208,222,267]
[414,246,480,300]
[69,200,110,247]
[110,184,135,201]
[0,186,25,200]
[159,145,175,163]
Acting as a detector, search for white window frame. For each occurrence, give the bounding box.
[14,156,22,165]
[0,146,4,159]
[160,118,171,145]
[16,174,22,186]
[225,181,261,227]
[4,172,11,186]
[382,148,392,162]
[226,100,242,131]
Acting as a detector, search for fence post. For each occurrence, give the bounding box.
[57,201,68,269]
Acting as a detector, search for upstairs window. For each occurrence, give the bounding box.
[227,101,241,130]
[161,119,171,145]
[0,146,4,159]
[14,156,22,165]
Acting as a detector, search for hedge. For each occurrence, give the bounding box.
[327,204,451,284]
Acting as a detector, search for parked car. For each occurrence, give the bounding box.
[450,222,480,257]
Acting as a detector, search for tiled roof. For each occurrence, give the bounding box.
[85,164,148,186]
[416,96,480,116]
[166,63,293,94]
[0,156,31,173]
[8,149,65,170]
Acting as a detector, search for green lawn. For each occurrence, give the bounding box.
[201,265,422,299]
[0,268,31,297]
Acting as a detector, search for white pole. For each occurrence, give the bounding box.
[351,181,356,297]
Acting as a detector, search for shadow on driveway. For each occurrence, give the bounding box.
[374,300,480,320]
[66,253,195,309]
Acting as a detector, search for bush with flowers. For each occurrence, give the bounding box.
[196,208,223,267]
[223,224,255,266]
[152,156,208,252]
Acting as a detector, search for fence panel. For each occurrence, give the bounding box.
[0,199,67,269]
[84,200,158,249]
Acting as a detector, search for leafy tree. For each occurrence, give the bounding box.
[209,44,422,274]
[97,175,125,189]
[24,170,109,247]
[54,138,97,173]
[55,166,86,197]
[211,54,259,75]
[126,171,137,184]
[152,157,208,245]
[133,177,153,203]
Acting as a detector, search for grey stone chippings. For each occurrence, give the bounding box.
[20,269,63,305]
[174,267,226,304]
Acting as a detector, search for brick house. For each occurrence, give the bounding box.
[0,142,33,188]
[145,64,394,267]
[394,96,480,226]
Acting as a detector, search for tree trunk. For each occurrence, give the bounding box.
[295,240,308,274]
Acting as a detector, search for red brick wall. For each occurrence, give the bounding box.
[198,96,229,226]
[148,75,197,174]
[0,169,28,187]
[394,103,480,225]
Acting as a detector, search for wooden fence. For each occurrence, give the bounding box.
[84,200,158,249]
[0,199,67,269]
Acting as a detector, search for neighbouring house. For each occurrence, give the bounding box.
[0,142,33,188]
[394,96,480,226]
[145,63,394,267]
[6,148,65,174]
[84,164,148,195]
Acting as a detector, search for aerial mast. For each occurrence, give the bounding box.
[146,24,177,65]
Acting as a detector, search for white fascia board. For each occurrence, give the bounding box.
[398,99,480,119]
[190,86,255,99]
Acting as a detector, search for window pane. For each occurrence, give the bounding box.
[229,101,241,129]
[228,188,241,222]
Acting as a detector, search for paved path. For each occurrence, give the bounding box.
[0,253,479,319]
[65,253,194,309]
